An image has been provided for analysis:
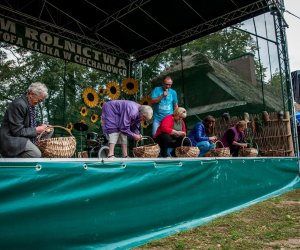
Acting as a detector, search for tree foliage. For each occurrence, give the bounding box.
[140,25,264,91]
[0,44,109,133]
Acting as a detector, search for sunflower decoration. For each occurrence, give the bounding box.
[99,86,106,96]
[141,120,149,128]
[98,100,105,109]
[122,78,139,95]
[140,96,152,106]
[82,87,99,108]
[66,122,73,132]
[106,81,121,100]
[91,114,98,123]
[80,106,88,117]
[80,119,86,124]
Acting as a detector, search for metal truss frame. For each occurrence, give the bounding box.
[132,0,269,60]
[0,1,270,61]
[271,0,299,154]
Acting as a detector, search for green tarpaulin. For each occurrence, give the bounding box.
[0,158,299,249]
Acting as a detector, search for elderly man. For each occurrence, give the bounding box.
[101,100,153,158]
[151,75,178,136]
[0,82,50,158]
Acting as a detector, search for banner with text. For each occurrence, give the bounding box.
[0,17,129,76]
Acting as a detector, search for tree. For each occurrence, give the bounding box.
[0,45,107,132]
[187,27,257,62]
[140,25,262,92]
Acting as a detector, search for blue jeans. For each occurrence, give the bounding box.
[196,141,215,157]
[152,119,161,136]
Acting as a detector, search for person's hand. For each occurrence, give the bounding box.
[241,143,248,148]
[162,89,168,98]
[209,136,217,143]
[177,131,186,137]
[133,134,142,141]
[36,124,48,134]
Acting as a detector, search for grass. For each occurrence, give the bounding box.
[134,187,300,250]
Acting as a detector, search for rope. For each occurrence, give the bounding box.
[253,17,266,110]
[185,104,202,122]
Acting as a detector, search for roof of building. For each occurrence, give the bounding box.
[154,53,282,115]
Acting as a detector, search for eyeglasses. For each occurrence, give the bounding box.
[164,83,172,87]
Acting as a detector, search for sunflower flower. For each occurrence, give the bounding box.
[106,81,121,100]
[66,122,73,132]
[82,87,99,108]
[80,119,86,124]
[122,78,139,95]
[140,96,152,106]
[141,121,149,128]
[91,114,98,123]
[80,106,88,117]
[99,87,106,96]
[98,100,105,109]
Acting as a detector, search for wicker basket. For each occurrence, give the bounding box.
[238,148,258,157]
[36,125,76,158]
[133,136,160,158]
[205,140,231,157]
[175,137,200,157]
[260,149,285,157]
[238,142,258,157]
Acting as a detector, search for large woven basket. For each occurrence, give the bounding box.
[36,125,76,158]
[205,140,231,157]
[238,142,258,157]
[133,136,160,158]
[260,149,285,157]
[238,148,258,157]
[175,137,200,157]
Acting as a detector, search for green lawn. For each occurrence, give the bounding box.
[134,187,300,250]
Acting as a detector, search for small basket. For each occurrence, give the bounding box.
[133,136,160,158]
[238,143,258,157]
[205,140,231,157]
[36,125,76,158]
[238,148,258,157]
[175,137,200,157]
[260,148,285,157]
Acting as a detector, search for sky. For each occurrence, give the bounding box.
[285,0,300,72]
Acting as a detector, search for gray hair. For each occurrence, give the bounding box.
[140,105,153,121]
[27,82,49,99]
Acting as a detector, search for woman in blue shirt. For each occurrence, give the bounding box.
[188,115,217,157]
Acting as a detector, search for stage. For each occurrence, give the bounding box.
[0,157,299,249]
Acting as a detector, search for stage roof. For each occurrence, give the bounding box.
[0,0,270,61]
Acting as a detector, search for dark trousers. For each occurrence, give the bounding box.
[154,133,189,157]
[230,145,240,157]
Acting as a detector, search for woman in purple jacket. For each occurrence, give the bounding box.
[220,120,248,156]
[188,115,217,157]
[102,100,153,158]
